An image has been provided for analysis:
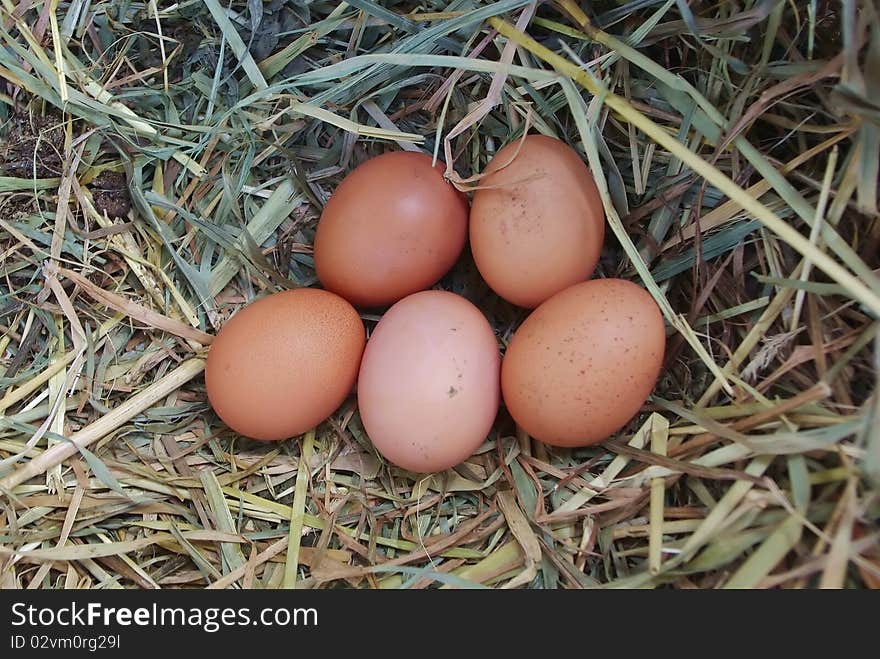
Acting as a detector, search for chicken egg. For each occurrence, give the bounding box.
[469,134,606,308]
[205,288,365,441]
[314,151,469,308]
[356,290,501,473]
[501,279,665,447]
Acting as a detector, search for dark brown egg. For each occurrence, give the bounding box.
[314,151,469,308]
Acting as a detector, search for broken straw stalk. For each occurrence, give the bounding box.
[0,358,206,492]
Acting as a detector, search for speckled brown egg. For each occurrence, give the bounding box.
[314,151,469,308]
[469,134,606,308]
[357,290,501,473]
[205,288,365,441]
[501,279,665,447]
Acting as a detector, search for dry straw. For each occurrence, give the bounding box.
[0,0,877,590]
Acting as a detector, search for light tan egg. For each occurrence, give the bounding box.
[469,134,606,308]
[356,290,501,472]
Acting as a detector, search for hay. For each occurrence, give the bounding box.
[1,0,878,589]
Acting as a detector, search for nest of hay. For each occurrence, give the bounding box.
[0,0,878,589]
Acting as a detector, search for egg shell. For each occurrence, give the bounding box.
[205,288,365,441]
[501,279,665,447]
[314,151,469,308]
[469,134,606,309]
[357,290,501,473]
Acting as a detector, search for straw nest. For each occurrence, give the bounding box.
[1,0,878,589]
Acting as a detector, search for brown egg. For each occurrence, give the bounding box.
[205,288,365,441]
[314,151,469,308]
[501,279,665,447]
[469,134,606,308]
[357,290,501,473]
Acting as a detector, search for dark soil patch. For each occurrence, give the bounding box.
[89,171,131,219]
[0,108,65,178]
